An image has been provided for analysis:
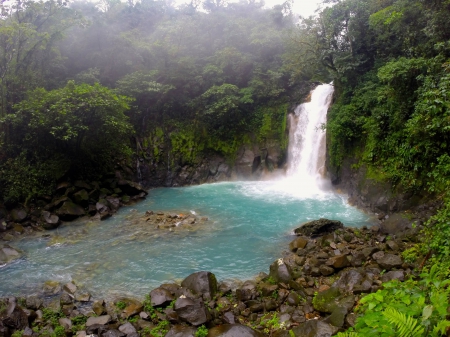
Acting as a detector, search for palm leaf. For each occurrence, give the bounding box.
[383,307,424,337]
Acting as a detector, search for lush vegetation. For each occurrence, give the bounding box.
[0,0,304,204]
[285,0,450,335]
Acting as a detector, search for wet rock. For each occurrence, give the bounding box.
[73,190,89,206]
[291,320,338,337]
[3,299,29,330]
[165,325,197,337]
[174,297,211,326]
[106,197,120,211]
[376,254,403,270]
[333,269,364,293]
[86,324,108,335]
[181,271,218,300]
[11,208,28,223]
[26,296,43,310]
[289,237,308,252]
[381,270,405,282]
[150,287,174,307]
[259,283,278,297]
[236,281,257,301]
[121,299,143,319]
[63,282,78,295]
[207,324,264,337]
[41,211,60,230]
[326,254,350,269]
[102,329,125,337]
[43,281,61,296]
[86,315,111,327]
[56,201,85,220]
[269,258,293,283]
[380,214,411,235]
[60,292,73,305]
[294,219,344,237]
[117,180,148,197]
[118,322,136,335]
[74,290,91,302]
[223,311,236,324]
[0,245,23,265]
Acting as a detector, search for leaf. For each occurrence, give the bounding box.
[422,305,433,321]
[383,307,424,337]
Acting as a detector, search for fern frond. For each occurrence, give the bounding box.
[383,307,425,337]
[336,332,359,337]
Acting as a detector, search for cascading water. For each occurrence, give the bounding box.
[274,83,334,196]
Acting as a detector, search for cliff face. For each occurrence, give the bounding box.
[137,139,287,188]
[328,156,427,215]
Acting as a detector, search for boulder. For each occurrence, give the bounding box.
[289,237,308,252]
[181,271,218,299]
[73,190,89,206]
[118,322,136,335]
[294,219,344,237]
[117,180,148,197]
[56,201,85,220]
[291,319,338,337]
[41,211,60,230]
[380,213,411,236]
[0,245,23,265]
[10,208,28,222]
[381,270,405,283]
[2,299,29,330]
[236,281,257,301]
[150,287,174,307]
[165,325,197,337]
[86,315,111,327]
[102,329,125,337]
[326,254,350,269]
[26,296,43,310]
[207,324,264,337]
[269,258,293,283]
[174,297,211,326]
[376,254,403,270]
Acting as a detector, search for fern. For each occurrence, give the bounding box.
[336,332,359,337]
[383,307,424,337]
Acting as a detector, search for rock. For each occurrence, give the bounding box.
[73,190,89,205]
[269,258,293,283]
[92,300,105,316]
[313,287,341,313]
[26,296,43,310]
[41,211,60,230]
[332,269,364,293]
[106,197,120,211]
[181,271,218,299]
[165,325,197,337]
[56,201,85,220]
[10,208,28,222]
[326,254,350,269]
[207,324,264,337]
[291,319,338,337]
[381,270,405,282]
[2,299,29,330]
[22,327,33,337]
[289,237,308,252]
[325,306,348,328]
[102,329,125,337]
[319,265,335,276]
[59,318,72,331]
[174,297,211,326]
[86,315,111,327]
[117,180,148,197]
[223,311,236,324]
[376,254,403,270]
[60,292,73,305]
[74,290,91,302]
[0,245,23,265]
[294,219,344,237]
[118,322,136,335]
[123,301,143,319]
[259,283,278,297]
[236,281,257,301]
[63,282,78,294]
[150,287,174,307]
[380,213,411,235]
[86,324,108,335]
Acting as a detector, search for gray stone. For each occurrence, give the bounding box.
[236,281,257,301]
[150,287,174,307]
[380,213,411,235]
[42,211,60,230]
[10,208,27,222]
[376,254,403,270]
[291,320,338,337]
[181,271,217,299]
[0,245,23,265]
[381,270,405,283]
[207,324,263,337]
[165,325,197,337]
[59,318,72,330]
[118,322,136,335]
[289,237,308,252]
[294,219,344,237]
[26,296,43,310]
[56,201,85,220]
[102,329,125,337]
[174,297,211,326]
[86,315,111,327]
[269,258,293,283]
[63,282,78,294]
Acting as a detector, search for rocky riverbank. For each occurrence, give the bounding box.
[0,218,423,337]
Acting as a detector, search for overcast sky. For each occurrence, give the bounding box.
[266,0,323,17]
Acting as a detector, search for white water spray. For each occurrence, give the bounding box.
[285,83,334,193]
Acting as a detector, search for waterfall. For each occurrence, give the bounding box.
[286,83,334,191]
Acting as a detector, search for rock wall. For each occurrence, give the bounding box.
[138,140,286,188]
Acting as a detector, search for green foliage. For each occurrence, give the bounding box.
[150,320,169,337]
[42,308,63,327]
[195,325,208,337]
[342,263,450,336]
[11,330,23,337]
[52,325,65,337]
[116,301,127,310]
[70,315,87,334]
